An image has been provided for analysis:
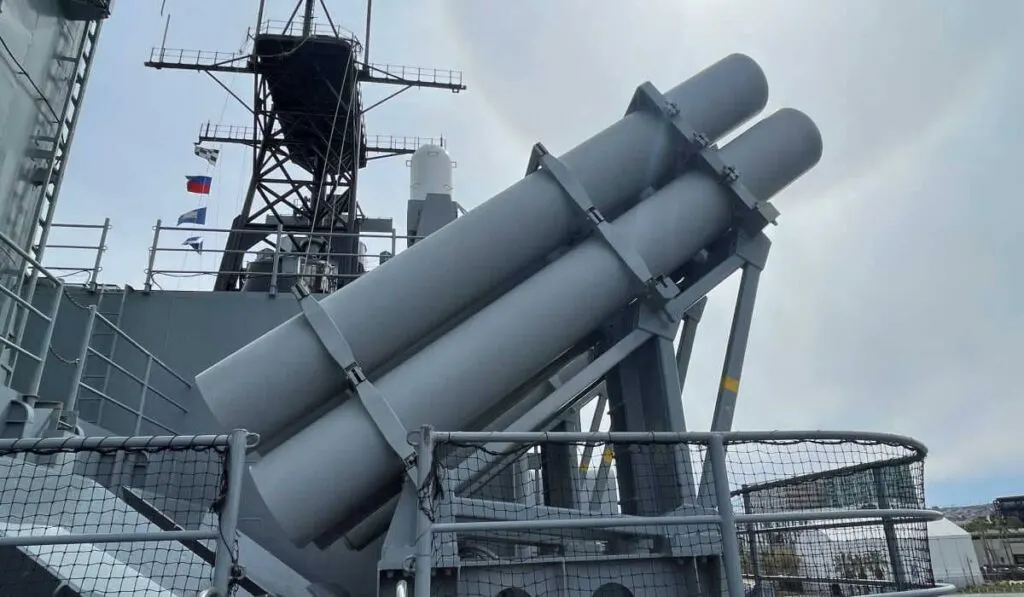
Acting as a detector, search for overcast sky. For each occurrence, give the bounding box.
[52,0,1023,507]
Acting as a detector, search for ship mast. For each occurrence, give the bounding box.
[144,0,466,291]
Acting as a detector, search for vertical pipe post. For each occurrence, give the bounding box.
[363,0,373,65]
[709,433,745,597]
[133,355,154,435]
[302,0,314,35]
[159,13,170,62]
[873,467,908,589]
[675,298,706,395]
[144,220,161,292]
[213,429,248,594]
[26,280,64,403]
[89,217,110,291]
[413,425,434,597]
[742,487,763,592]
[269,223,283,297]
[65,304,97,412]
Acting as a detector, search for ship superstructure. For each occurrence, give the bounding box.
[0,2,956,596]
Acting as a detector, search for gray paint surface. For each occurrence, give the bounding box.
[0,0,84,252]
[252,108,824,544]
[196,53,771,448]
[0,1,88,328]
[19,286,305,434]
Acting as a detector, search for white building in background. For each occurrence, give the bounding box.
[927,518,984,588]
[814,518,983,590]
[747,517,983,591]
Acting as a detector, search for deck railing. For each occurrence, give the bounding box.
[66,304,191,435]
[38,220,110,289]
[410,428,958,597]
[0,220,195,435]
[0,431,251,596]
[144,221,424,293]
[0,230,64,401]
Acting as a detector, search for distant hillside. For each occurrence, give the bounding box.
[931,503,994,522]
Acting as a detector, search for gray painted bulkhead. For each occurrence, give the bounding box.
[17,284,304,434]
[0,0,87,251]
[0,0,93,331]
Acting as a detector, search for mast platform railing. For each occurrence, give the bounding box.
[367,134,446,154]
[362,62,465,89]
[198,122,444,156]
[143,221,424,293]
[257,18,360,44]
[145,47,251,73]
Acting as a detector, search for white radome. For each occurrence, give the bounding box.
[409,144,453,201]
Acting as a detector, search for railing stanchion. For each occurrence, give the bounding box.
[65,304,96,413]
[24,280,64,405]
[709,433,745,597]
[134,355,154,435]
[414,425,435,597]
[269,223,283,297]
[89,217,110,291]
[144,220,161,292]
[213,429,249,594]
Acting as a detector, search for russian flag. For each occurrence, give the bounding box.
[186,175,213,195]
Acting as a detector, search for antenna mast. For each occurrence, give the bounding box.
[144,0,466,291]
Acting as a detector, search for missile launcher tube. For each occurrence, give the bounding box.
[251,108,824,544]
[195,54,771,444]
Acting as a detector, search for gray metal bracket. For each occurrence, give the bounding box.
[625,81,779,235]
[292,281,417,476]
[526,142,680,306]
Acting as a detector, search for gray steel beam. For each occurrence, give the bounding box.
[675,298,707,397]
[429,507,942,534]
[250,108,822,545]
[197,55,771,447]
[695,239,769,506]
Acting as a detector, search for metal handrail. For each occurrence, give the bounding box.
[144,220,425,292]
[78,381,175,435]
[0,430,250,596]
[0,229,65,400]
[40,220,110,289]
[147,46,249,68]
[413,429,952,597]
[91,309,192,388]
[257,18,360,44]
[67,305,192,435]
[364,62,464,86]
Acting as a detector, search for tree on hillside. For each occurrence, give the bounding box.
[963,516,1023,534]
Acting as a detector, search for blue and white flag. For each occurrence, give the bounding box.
[177,207,207,225]
[182,236,203,254]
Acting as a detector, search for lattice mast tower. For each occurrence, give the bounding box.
[145,0,466,291]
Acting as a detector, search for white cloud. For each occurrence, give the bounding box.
[436,1,1024,488]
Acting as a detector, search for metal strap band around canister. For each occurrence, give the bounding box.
[525,142,679,305]
[625,81,779,235]
[292,282,417,477]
